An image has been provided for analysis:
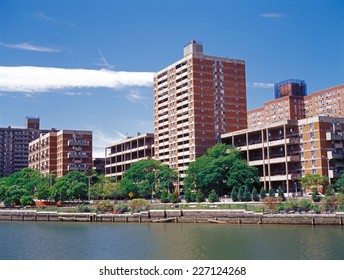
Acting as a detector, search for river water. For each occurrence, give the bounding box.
[0,222,343,260]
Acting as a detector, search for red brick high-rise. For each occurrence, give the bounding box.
[154,41,247,183]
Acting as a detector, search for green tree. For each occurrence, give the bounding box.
[268,187,275,198]
[278,186,286,201]
[119,159,177,199]
[50,171,88,202]
[4,186,27,205]
[208,189,219,203]
[184,144,260,198]
[311,187,320,202]
[242,186,251,202]
[231,186,239,202]
[252,187,260,201]
[299,174,328,193]
[195,190,205,203]
[260,188,267,199]
[334,173,344,193]
[238,187,244,201]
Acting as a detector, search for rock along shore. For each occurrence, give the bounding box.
[1,209,344,225]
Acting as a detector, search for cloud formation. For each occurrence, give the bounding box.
[260,13,286,18]
[34,12,80,29]
[0,66,154,93]
[0,42,61,53]
[126,89,149,107]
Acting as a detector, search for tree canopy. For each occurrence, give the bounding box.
[183,143,260,197]
[118,159,177,199]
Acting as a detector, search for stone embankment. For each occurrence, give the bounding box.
[1,209,344,225]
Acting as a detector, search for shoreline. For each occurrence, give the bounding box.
[1,209,344,225]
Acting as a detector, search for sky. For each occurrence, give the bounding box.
[0,0,343,157]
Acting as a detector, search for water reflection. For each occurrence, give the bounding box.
[0,222,343,260]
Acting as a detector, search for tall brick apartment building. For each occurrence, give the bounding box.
[29,130,92,177]
[0,117,50,177]
[248,80,344,128]
[154,41,247,182]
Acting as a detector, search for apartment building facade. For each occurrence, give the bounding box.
[29,129,92,177]
[154,41,247,180]
[222,116,344,194]
[0,117,50,178]
[105,133,154,179]
[248,81,344,128]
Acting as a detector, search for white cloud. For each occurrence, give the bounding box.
[0,66,154,93]
[0,42,61,53]
[126,89,149,107]
[34,12,81,29]
[92,129,125,158]
[248,82,274,89]
[260,13,286,18]
[63,91,92,96]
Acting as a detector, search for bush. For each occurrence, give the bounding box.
[238,187,244,201]
[184,189,196,203]
[311,187,320,202]
[298,199,311,210]
[168,192,181,203]
[263,197,283,212]
[96,201,114,213]
[160,190,170,203]
[195,190,205,203]
[115,202,129,214]
[208,189,219,203]
[312,204,321,214]
[129,198,149,213]
[78,205,93,213]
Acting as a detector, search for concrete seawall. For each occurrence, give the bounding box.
[1,209,344,225]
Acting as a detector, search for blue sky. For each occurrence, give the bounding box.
[0,0,343,157]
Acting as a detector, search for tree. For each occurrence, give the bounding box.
[118,159,177,199]
[242,186,251,202]
[299,174,328,193]
[231,186,239,202]
[4,185,27,205]
[260,188,267,200]
[252,187,260,201]
[51,171,88,202]
[268,187,275,197]
[208,189,219,203]
[278,186,286,201]
[184,143,260,198]
[238,187,244,201]
[334,173,344,193]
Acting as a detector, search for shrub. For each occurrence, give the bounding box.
[160,190,170,203]
[129,198,149,213]
[195,190,205,203]
[298,199,311,210]
[168,192,181,203]
[115,202,129,214]
[312,187,320,202]
[312,204,321,214]
[78,205,93,213]
[96,201,114,213]
[263,197,283,212]
[208,189,219,203]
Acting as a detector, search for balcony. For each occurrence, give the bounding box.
[327,150,344,160]
[68,139,89,146]
[329,170,343,179]
[68,152,89,159]
[326,132,344,141]
[68,164,89,171]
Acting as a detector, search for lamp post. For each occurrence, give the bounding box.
[321,156,331,185]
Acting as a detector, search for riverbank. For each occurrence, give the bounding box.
[1,209,344,225]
